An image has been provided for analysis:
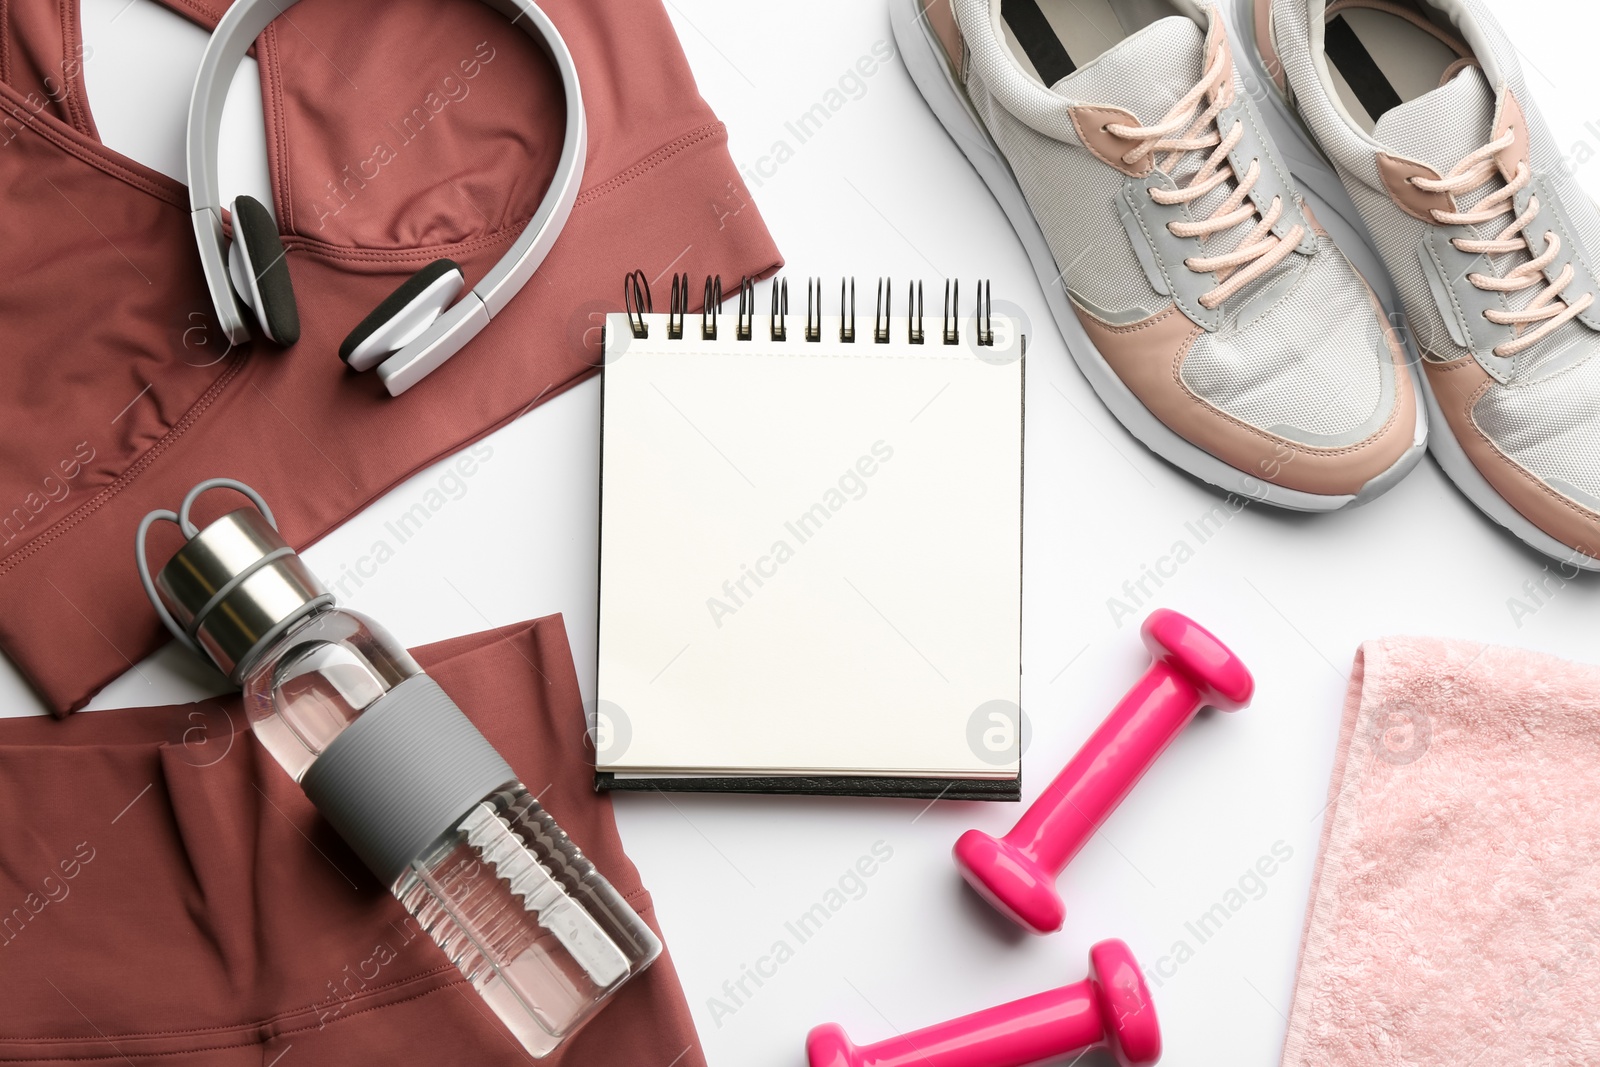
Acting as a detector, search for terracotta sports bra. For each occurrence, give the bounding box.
[0,0,780,714]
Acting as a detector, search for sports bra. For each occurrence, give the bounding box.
[0,0,781,714]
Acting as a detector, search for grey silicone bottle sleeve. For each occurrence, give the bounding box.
[300,674,516,887]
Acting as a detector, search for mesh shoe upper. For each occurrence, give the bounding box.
[956,1,1403,450]
[1184,240,1392,444]
[1474,352,1600,507]
[1268,0,1600,523]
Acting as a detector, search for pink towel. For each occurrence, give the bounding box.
[1282,637,1600,1066]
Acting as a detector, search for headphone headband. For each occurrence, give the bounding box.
[186,0,587,395]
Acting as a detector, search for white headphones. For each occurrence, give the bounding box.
[185,0,587,396]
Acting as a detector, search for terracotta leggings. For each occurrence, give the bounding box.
[0,618,704,1067]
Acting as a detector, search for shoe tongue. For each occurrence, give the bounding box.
[1056,15,1203,124]
[1062,14,1274,292]
[1373,65,1495,174]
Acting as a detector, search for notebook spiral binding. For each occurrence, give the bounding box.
[619,273,995,347]
[624,269,650,339]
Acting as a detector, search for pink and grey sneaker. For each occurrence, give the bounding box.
[891,0,1425,511]
[1242,0,1600,566]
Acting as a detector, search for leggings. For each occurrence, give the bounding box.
[0,617,704,1067]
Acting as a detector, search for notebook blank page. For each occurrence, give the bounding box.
[598,312,1022,778]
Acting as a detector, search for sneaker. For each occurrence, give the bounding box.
[1245,0,1600,567]
[891,0,1425,511]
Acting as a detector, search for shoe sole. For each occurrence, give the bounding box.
[890,0,1426,512]
[1229,0,1600,568]
[1414,377,1600,569]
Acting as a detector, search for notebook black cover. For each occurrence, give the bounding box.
[594,772,1020,802]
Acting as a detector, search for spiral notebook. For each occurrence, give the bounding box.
[594,275,1024,800]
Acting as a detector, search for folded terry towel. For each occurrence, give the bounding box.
[1282,637,1600,1067]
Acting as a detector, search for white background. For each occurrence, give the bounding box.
[5,0,1599,1064]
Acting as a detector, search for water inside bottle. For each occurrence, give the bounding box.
[396,787,660,1054]
[242,615,660,1057]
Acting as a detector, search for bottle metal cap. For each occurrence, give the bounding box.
[138,480,332,685]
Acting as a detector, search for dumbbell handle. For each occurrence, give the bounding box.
[1007,660,1202,875]
[845,980,1102,1067]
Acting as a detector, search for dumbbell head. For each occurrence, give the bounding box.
[1141,608,1253,713]
[955,610,1253,935]
[804,939,1161,1067]
[952,828,1065,933]
[805,1023,860,1067]
[1089,939,1162,1067]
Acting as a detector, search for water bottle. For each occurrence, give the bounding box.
[137,479,660,1056]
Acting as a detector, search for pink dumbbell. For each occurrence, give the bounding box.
[806,938,1160,1067]
[955,608,1253,934]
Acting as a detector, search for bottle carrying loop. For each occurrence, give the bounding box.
[135,477,278,653]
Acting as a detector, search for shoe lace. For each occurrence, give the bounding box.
[1105,37,1305,310]
[1411,131,1594,358]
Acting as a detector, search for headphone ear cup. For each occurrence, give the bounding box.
[228,195,300,346]
[340,259,465,372]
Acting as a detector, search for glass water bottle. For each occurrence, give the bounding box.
[137,479,659,1056]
